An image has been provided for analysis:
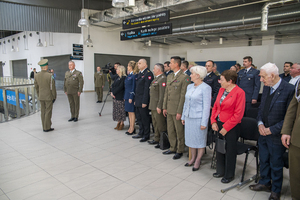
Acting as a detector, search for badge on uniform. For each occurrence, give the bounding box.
[148,76,152,80]
[186,78,190,82]
[162,83,166,87]
[73,74,76,77]
[142,76,144,78]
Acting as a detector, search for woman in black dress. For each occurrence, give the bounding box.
[111,65,126,130]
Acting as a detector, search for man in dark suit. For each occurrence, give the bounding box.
[279,62,292,82]
[132,59,154,142]
[249,63,294,200]
[204,60,220,107]
[281,78,300,200]
[236,56,260,114]
[164,61,173,77]
[181,60,191,76]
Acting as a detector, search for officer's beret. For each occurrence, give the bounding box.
[38,59,48,67]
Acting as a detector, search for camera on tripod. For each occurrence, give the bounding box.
[103,63,116,75]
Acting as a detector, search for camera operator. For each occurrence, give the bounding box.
[110,62,120,81]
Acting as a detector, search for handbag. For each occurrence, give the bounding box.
[216,135,226,154]
[160,131,170,150]
[206,129,216,150]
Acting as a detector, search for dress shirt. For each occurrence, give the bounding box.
[173,69,181,77]
[289,75,300,85]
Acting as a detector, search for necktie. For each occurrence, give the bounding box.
[270,87,274,94]
[244,70,247,74]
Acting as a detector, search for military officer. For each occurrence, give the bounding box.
[148,63,167,148]
[94,66,105,103]
[204,60,220,107]
[163,56,191,159]
[34,59,56,132]
[132,59,154,142]
[64,61,84,122]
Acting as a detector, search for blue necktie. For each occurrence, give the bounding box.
[270,87,274,94]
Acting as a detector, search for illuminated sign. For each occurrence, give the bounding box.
[122,10,170,29]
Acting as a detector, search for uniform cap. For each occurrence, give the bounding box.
[38,59,48,67]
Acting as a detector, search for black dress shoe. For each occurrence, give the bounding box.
[96,101,100,103]
[126,129,136,135]
[162,150,176,155]
[192,166,200,171]
[132,135,142,139]
[249,183,271,192]
[154,144,160,149]
[213,173,224,178]
[140,137,149,142]
[73,118,78,122]
[43,128,54,132]
[68,118,75,122]
[173,153,183,160]
[148,140,159,145]
[221,177,234,184]
[184,163,194,167]
[269,191,280,200]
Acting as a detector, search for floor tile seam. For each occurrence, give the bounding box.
[186,185,204,200]
[89,181,126,200]
[0,188,10,199]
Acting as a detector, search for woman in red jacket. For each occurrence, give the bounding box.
[211,70,246,184]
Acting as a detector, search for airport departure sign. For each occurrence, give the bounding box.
[120,23,172,41]
[122,10,170,29]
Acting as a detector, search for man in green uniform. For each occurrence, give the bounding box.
[162,56,191,159]
[281,78,300,200]
[94,66,105,103]
[148,63,167,148]
[64,61,84,122]
[34,59,56,132]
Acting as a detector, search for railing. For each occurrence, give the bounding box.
[0,77,40,122]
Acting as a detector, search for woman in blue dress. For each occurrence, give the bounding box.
[124,61,139,135]
[181,65,211,171]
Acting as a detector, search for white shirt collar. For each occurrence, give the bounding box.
[271,78,281,91]
[207,72,212,76]
[140,68,147,73]
[70,69,75,73]
[174,69,181,77]
[289,75,300,85]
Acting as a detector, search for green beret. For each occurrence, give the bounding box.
[38,59,48,67]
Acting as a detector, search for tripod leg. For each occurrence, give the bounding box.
[99,91,111,116]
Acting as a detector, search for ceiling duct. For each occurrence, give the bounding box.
[112,0,135,8]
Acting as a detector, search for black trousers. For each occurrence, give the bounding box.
[216,121,240,179]
[135,106,150,139]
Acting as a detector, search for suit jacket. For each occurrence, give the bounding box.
[203,72,220,106]
[94,71,105,87]
[135,69,154,107]
[181,83,211,127]
[64,69,84,94]
[111,76,126,100]
[281,81,300,148]
[149,74,167,111]
[237,68,260,103]
[279,73,291,83]
[124,73,136,100]
[34,70,56,101]
[163,70,191,115]
[257,80,294,137]
[211,86,245,132]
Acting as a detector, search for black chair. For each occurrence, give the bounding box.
[237,117,260,182]
[245,107,259,119]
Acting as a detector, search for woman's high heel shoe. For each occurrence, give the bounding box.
[127,129,136,135]
[118,123,124,130]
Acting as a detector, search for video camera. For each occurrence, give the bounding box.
[103,63,116,75]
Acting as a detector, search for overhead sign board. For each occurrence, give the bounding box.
[120,23,172,41]
[122,10,170,29]
[72,44,83,60]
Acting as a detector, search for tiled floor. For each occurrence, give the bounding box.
[0,91,292,200]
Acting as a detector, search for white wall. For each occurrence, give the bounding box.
[0,32,82,78]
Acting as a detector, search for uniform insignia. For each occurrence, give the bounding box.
[186,78,190,82]
[142,76,144,78]
[162,83,166,87]
[73,74,76,77]
[148,76,152,80]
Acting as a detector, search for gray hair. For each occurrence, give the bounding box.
[261,62,279,75]
[68,61,75,65]
[155,63,164,72]
[294,63,300,69]
[190,65,207,80]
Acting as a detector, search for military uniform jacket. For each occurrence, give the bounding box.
[236,68,260,103]
[204,72,220,106]
[281,81,300,148]
[64,69,84,94]
[149,74,167,111]
[135,69,154,107]
[34,70,56,101]
[163,70,191,115]
[94,71,105,87]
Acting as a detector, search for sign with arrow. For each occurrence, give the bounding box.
[120,23,172,41]
[122,10,170,29]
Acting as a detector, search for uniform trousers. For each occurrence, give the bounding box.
[151,110,167,142]
[67,93,80,118]
[258,135,286,194]
[136,106,150,139]
[95,87,103,101]
[40,100,53,130]
[289,144,300,200]
[216,121,240,179]
[167,114,185,153]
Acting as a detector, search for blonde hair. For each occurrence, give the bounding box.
[118,65,127,77]
[128,61,139,74]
